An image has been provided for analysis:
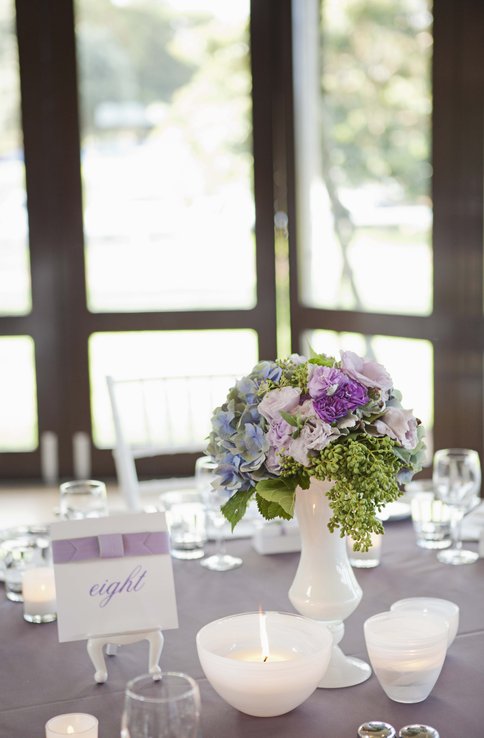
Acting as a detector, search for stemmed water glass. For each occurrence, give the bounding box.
[195,456,242,572]
[433,448,481,565]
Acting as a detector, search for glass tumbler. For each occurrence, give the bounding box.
[2,536,51,602]
[121,673,201,738]
[59,479,108,519]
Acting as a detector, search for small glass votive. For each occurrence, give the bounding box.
[410,492,452,549]
[59,480,108,520]
[3,537,51,602]
[23,566,57,623]
[45,713,98,737]
[364,611,448,704]
[121,673,200,738]
[347,532,382,568]
[161,492,207,560]
[390,597,459,647]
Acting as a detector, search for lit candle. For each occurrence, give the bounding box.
[197,611,333,717]
[228,610,293,662]
[23,567,57,624]
[45,713,98,738]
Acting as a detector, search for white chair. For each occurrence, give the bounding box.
[106,374,236,510]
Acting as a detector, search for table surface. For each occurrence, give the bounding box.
[1,513,484,738]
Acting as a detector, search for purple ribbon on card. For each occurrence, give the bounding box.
[52,531,170,564]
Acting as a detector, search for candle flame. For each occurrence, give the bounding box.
[259,608,270,663]
[67,727,75,735]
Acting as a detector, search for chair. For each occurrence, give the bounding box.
[106,373,237,510]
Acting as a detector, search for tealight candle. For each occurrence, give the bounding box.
[23,567,57,624]
[45,713,98,737]
[347,532,382,568]
[196,611,332,717]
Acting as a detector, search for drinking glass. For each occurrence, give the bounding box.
[121,673,201,738]
[59,479,108,519]
[195,456,242,572]
[433,448,481,565]
[162,492,206,560]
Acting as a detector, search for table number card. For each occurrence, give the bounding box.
[50,512,178,642]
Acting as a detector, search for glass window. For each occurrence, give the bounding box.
[303,329,433,459]
[0,336,38,451]
[0,0,31,316]
[295,0,432,316]
[75,0,255,313]
[89,328,258,448]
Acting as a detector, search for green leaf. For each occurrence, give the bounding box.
[298,471,311,489]
[221,489,254,531]
[255,477,297,517]
[280,410,299,427]
[256,494,292,521]
[308,354,335,367]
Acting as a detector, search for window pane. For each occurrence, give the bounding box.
[0,0,31,316]
[75,0,255,313]
[295,0,432,316]
[0,336,38,450]
[89,328,258,448]
[303,329,433,459]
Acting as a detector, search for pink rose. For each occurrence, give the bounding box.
[267,418,292,451]
[374,406,418,449]
[265,447,283,474]
[341,350,393,395]
[258,386,301,422]
[287,419,336,466]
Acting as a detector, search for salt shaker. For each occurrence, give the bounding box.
[399,726,440,738]
[358,722,396,737]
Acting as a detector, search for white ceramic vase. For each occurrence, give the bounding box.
[288,477,372,688]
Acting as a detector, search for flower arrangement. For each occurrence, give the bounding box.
[207,351,425,550]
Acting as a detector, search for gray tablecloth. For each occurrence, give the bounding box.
[1,520,483,737]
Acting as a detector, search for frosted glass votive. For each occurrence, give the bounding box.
[347,532,382,568]
[23,566,57,624]
[45,713,98,737]
[196,611,332,716]
[364,611,448,704]
[390,597,459,647]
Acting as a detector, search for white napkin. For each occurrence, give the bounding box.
[461,501,484,541]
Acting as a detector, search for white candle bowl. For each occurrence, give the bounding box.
[364,611,448,704]
[196,611,332,717]
[390,597,459,647]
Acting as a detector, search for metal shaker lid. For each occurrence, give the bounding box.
[399,726,439,738]
[358,722,396,737]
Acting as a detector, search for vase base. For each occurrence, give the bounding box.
[317,645,372,688]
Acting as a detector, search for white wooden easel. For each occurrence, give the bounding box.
[87,629,164,683]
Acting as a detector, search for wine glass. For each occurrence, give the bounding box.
[433,448,481,565]
[121,672,201,738]
[195,456,242,572]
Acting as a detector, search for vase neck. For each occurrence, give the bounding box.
[295,478,333,528]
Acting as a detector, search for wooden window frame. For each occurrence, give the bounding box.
[286,0,484,466]
[2,0,484,479]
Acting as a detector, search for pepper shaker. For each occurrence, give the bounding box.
[399,726,440,738]
[358,722,396,737]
